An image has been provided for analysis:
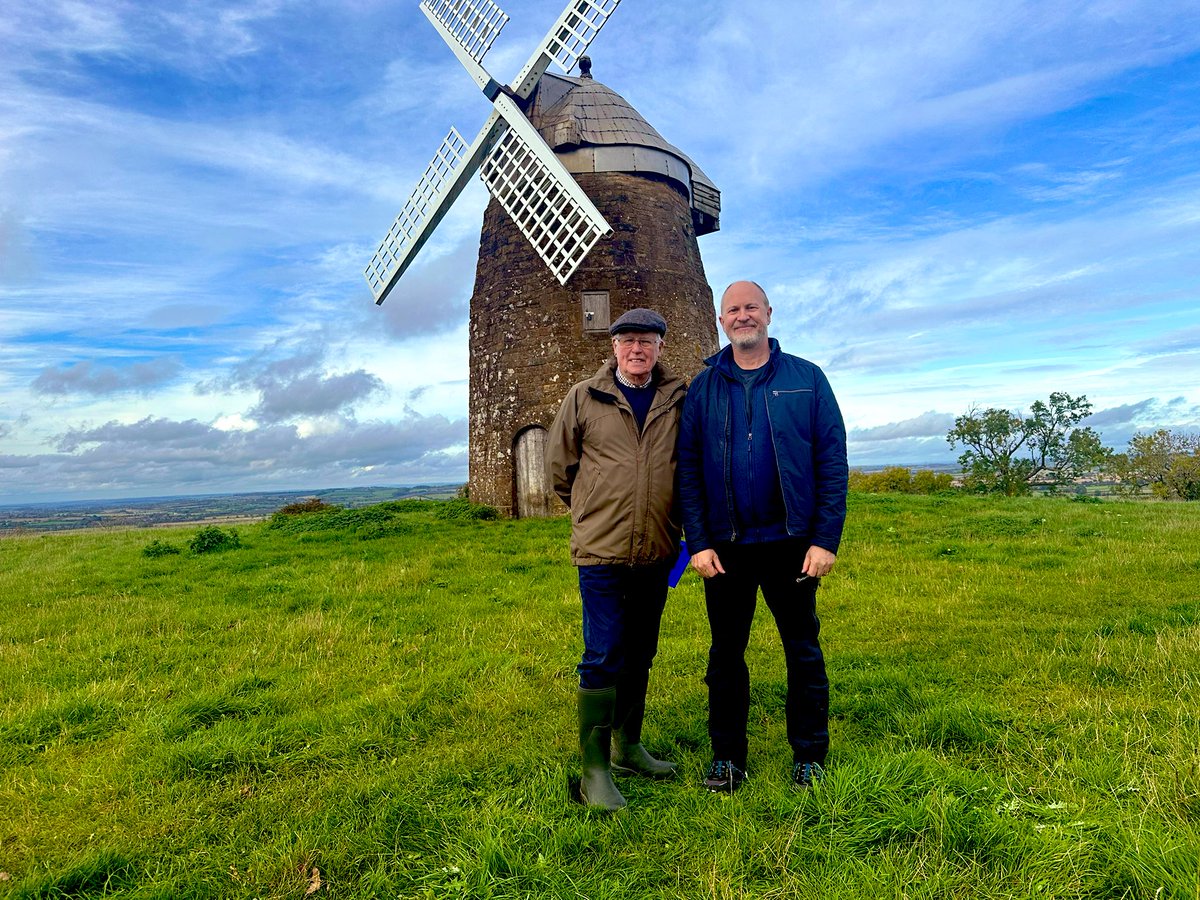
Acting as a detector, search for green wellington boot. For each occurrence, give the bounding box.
[577,687,627,811]
[611,671,677,778]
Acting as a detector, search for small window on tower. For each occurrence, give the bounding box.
[582,291,610,334]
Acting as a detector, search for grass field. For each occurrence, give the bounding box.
[2,494,1198,898]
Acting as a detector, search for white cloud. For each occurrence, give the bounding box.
[0,412,467,503]
[32,357,183,396]
[2,0,1200,501]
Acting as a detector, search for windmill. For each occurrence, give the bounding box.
[365,0,620,301]
[365,0,721,516]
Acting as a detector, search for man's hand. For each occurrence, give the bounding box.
[803,546,836,578]
[690,548,725,579]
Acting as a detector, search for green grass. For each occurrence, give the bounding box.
[1,495,1198,898]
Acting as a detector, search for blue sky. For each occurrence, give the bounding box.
[2,0,1199,504]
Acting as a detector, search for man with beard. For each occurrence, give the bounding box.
[678,281,849,793]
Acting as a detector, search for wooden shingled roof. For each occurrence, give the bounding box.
[529,64,721,236]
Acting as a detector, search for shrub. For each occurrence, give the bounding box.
[268,498,343,530]
[910,468,955,494]
[142,539,182,558]
[1108,430,1200,500]
[849,467,954,495]
[188,526,242,555]
[265,498,499,537]
[274,498,340,516]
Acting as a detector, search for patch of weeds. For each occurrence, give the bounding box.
[188,526,242,555]
[141,538,182,558]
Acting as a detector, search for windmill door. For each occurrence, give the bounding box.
[514,426,552,518]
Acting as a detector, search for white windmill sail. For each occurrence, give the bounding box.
[365,0,622,305]
[511,0,621,98]
[422,0,509,63]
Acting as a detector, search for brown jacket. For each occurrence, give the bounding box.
[546,358,687,566]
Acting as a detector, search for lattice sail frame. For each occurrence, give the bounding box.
[365,128,468,301]
[542,0,621,77]
[511,0,621,96]
[480,119,608,284]
[364,0,623,304]
[421,0,509,62]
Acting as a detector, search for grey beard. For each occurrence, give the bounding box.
[729,330,766,350]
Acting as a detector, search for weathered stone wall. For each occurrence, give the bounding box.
[468,171,718,516]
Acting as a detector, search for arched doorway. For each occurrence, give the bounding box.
[513,425,553,518]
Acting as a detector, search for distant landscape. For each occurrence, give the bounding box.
[0,484,462,534]
[0,466,969,535]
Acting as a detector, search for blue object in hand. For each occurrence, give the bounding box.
[668,541,691,588]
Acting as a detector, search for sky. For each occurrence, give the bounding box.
[2,0,1200,505]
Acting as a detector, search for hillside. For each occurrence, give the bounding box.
[3,494,1198,898]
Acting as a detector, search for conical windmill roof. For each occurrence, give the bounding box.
[529,67,720,236]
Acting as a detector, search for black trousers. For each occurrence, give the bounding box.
[703,539,829,768]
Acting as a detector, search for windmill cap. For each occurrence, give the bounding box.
[610,308,667,337]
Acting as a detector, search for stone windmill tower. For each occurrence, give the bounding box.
[365,0,720,516]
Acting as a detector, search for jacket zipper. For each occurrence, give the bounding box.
[723,386,737,542]
[764,384,812,537]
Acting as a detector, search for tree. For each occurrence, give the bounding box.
[947,393,1111,496]
[1107,429,1200,500]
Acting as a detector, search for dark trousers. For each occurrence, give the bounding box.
[577,563,670,691]
[703,540,829,767]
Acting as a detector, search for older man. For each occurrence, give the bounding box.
[678,281,848,793]
[546,308,686,811]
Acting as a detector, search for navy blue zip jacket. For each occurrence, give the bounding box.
[678,338,849,556]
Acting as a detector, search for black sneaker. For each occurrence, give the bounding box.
[791,761,825,788]
[703,759,746,793]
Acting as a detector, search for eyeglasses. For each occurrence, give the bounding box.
[614,336,661,348]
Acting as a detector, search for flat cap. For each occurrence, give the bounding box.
[609,308,667,336]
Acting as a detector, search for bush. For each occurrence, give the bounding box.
[142,539,182,558]
[188,526,242,555]
[268,498,343,530]
[1108,430,1200,500]
[274,498,340,516]
[849,467,954,495]
[265,498,499,537]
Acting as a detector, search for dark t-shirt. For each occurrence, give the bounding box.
[616,375,656,432]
